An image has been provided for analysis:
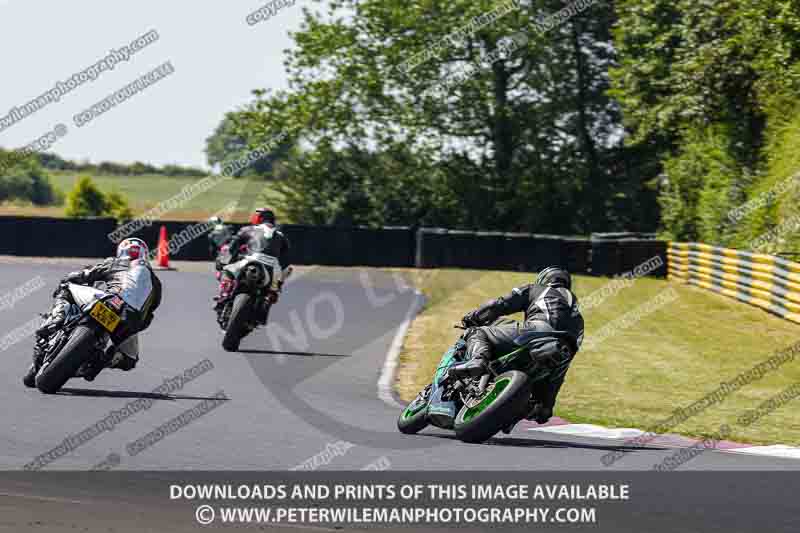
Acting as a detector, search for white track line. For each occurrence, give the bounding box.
[726,445,800,459]
[527,423,646,440]
[377,290,425,408]
[526,423,800,459]
[0,492,91,505]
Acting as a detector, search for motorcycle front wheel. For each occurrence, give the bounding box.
[453,370,530,443]
[397,385,431,434]
[222,293,251,352]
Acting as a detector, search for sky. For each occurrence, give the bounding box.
[0,0,308,169]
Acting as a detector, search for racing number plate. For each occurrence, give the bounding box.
[90,301,121,332]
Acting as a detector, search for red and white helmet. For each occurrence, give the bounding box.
[250,207,276,226]
[117,238,149,262]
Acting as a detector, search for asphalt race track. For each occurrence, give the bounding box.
[1,259,799,472]
[2,260,800,532]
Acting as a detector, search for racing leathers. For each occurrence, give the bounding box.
[26,257,162,385]
[214,223,291,323]
[208,222,233,258]
[458,282,584,423]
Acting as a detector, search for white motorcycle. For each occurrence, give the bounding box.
[215,245,287,352]
[35,283,138,394]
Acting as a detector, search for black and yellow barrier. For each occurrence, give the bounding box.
[668,242,800,325]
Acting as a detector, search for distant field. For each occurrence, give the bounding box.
[0,172,279,222]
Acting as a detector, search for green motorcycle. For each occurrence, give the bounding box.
[397,318,575,443]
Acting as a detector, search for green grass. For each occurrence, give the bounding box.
[0,171,279,222]
[395,269,800,446]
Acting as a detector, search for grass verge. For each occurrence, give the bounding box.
[394,268,800,446]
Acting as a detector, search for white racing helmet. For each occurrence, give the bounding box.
[117,238,149,263]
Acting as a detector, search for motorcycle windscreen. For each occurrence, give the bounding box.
[68,283,108,308]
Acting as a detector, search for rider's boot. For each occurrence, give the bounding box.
[448,328,491,379]
[447,356,488,379]
[254,299,271,325]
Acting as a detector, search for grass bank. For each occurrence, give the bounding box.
[394,269,800,446]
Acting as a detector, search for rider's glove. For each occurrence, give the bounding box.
[529,403,553,424]
[54,278,73,297]
[462,310,480,328]
[266,291,280,304]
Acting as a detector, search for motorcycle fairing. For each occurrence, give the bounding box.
[67,283,107,308]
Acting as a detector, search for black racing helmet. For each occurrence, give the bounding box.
[536,266,571,290]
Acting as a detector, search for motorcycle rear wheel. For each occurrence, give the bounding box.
[453,370,530,443]
[35,326,97,394]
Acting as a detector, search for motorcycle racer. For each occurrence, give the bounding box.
[214,207,291,325]
[207,215,233,258]
[23,238,162,387]
[449,266,584,424]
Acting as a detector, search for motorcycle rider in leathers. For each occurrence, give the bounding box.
[23,238,162,387]
[207,215,233,258]
[449,267,584,425]
[214,207,291,325]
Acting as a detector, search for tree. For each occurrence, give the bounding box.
[205,110,293,179]
[209,0,654,232]
[0,155,62,206]
[610,0,800,242]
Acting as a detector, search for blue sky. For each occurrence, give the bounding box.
[0,0,307,168]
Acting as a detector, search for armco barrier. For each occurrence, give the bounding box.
[668,242,800,324]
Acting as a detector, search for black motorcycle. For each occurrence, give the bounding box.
[397,318,576,443]
[216,247,286,352]
[34,283,137,394]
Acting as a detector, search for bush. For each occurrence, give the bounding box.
[0,156,63,206]
[65,176,107,217]
[105,189,134,222]
[65,176,133,221]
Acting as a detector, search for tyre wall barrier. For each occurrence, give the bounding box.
[590,238,668,277]
[0,216,118,258]
[0,215,664,277]
[414,228,662,277]
[668,242,800,324]
[110,222,416,265]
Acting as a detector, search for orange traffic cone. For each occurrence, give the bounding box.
[153,225,175,270]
